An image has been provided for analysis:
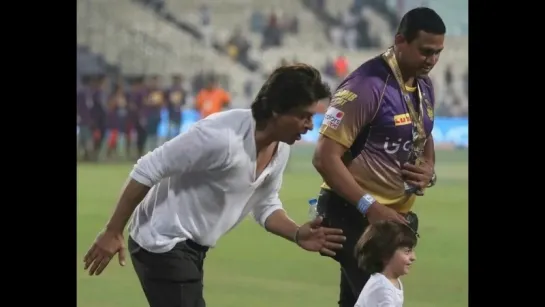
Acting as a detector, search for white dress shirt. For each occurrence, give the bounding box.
[128,109,289,253]
[355,273,404,307]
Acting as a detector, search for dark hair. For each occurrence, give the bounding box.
[354,220,418,274]
[251,64,331,122]
[397,7,446,43]
[206,74,217,84]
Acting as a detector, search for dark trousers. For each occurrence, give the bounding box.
[135,116,161,155]
[129,236,208,307]
[317,189,419,307]
[135,123,147,156]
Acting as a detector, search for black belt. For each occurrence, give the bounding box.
[185,239,209,252]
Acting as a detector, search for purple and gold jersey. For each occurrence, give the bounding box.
[319,56,435,213]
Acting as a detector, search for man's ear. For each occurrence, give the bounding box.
[394,33,406,46]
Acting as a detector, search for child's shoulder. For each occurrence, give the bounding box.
[365,274,402,292]
[356,274,399,306]
[363,274,392,292]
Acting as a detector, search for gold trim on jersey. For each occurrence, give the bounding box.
[382,47,427,196]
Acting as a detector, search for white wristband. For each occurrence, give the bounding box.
[357,194,375,214]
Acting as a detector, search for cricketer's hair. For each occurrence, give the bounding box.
[354,220,418,274]
[251,64,331,123]
[397,7,446,43]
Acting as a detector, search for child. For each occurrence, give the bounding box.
[353,220,418,307]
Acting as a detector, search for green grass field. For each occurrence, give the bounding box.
[77,147,468,307]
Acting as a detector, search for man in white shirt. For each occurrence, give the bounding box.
[83,64,346,307]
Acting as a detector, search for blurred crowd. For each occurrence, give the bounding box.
[77,0,468,161]
[77,72,230,162]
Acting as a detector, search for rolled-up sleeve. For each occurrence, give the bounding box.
[252,146,290,227]
[253,189,284,227]
[130,125,230,187]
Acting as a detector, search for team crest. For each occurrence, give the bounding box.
[424,98,434,120]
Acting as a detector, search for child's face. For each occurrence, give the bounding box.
[389,246,416,276]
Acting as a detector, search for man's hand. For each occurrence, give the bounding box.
[83,230,126,276]
[366,202,408,224]
[401,161,434,189]
[296,216,346,257]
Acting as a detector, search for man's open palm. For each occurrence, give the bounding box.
[297,216,346,257]
[83,230,126,276]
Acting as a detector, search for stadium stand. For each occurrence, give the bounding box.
[77,0,467,114]
[77,0,253,97]
[165,0,328,50]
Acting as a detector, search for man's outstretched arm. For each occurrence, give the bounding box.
[259,206,345,257]
[106,126,230,233]
[252,149,345,256]
[263,209,299,243]
[84,125,231,275]
[105,179,151,233]
[251,148,297,243]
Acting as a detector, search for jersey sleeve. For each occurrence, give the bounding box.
[421,75,435,108]
[319,76,383,148]
[355,285,397,307]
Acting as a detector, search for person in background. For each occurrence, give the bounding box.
[191,71,207,94]
[77,75,94,161]
[105,83,129,160]
[165,74,187,140]
[127,76,147,158]
[194,75,230,119]
[334,54,349,79]
[122,78,134,159]
[226,27,251,64]
[323,57,337,78]
[143,75,165,151]
[90,74,108,160]
[261,13,283,49]
[249,9,265,33]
